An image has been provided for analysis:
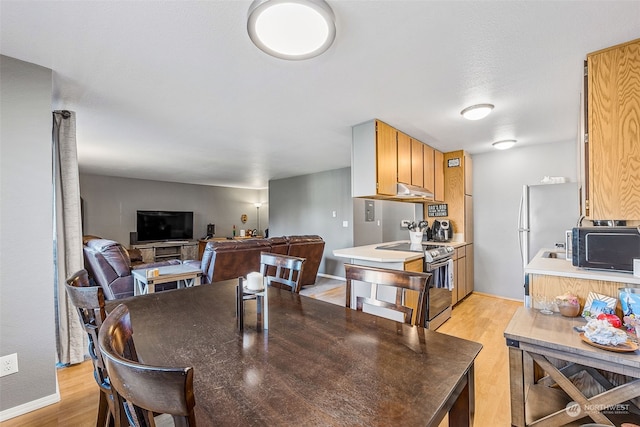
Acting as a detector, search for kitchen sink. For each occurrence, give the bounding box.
[542,251,566,259]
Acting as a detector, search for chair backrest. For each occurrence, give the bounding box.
[344,264,431,326]
[65,269,116,427]
[98,304,197,427]
[65,269,108,383]
[259,252,306,293]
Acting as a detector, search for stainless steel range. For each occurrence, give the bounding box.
[375,242,454,330]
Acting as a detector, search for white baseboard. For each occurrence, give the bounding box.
[0,391,60,422]
[317,273,345,282]
[471,291,524,303]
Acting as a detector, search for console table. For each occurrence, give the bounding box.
[504,307,640,426]
[132,241,198,263]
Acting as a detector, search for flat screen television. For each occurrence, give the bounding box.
[136,210,194,242]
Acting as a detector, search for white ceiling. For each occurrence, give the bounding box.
[2,1,639,189]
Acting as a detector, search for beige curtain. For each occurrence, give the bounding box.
[53,110,86,365]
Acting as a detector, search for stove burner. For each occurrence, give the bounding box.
[375,242,454,262]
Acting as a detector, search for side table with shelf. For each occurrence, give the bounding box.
[504,307,640,426]
[131,241,198,263]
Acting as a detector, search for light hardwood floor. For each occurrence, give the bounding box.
[1,288,521,427]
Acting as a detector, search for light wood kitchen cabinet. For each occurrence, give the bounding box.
[376,121,399,196]
[465,244,474,297]
[433,149,444,202]
[437,150,473,242]
[403,258,423,272]
[352,119,398,197]
[528,273,627,318]
[411,138,424,187]
[397,132,426,189]
[452,246,466,305]
[397,131,412,185]
[423,144,435,197]
[585,38,640,220]
[352,118,442,201]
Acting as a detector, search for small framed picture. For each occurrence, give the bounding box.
[582,292,616,319]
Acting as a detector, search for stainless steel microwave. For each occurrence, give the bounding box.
[572,226,640,272]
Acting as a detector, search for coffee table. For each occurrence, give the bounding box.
[131,264,201,295]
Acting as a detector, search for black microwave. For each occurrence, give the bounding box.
[572,226,640,272]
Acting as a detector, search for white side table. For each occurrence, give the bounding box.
[132,264,201,295]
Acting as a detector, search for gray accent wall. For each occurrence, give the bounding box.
[79,174,268,246]
[0,56,57,416]
[269,168,425,277]
[473,140,578,300]
[353,199,423,246]
[269,168,353,277]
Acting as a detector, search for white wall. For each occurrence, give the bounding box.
[80,173,268,246]
[0,56,58,416]
[473,140,578,300]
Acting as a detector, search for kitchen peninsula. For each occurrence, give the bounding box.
[526,248,640,317]
[334,240,470,329]
[334,241,425,271]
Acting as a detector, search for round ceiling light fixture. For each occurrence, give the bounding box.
[492,139,517,150]
[460,103,494,120]
[247,0,336,60]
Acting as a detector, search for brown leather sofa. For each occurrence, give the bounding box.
[185,235,325,286]
[83,238,181,300]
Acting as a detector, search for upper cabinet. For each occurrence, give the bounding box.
[352,119,445,202]
[397,131,412,185]
[432,150,473,242]
[584,38,640,220]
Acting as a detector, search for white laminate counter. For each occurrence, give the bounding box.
[525,248,640,285]
[333,240,468,263]
[333,241,424,263]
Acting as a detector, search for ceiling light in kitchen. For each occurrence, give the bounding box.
[247,0,336,60]
[492,139,517,150]
[460,104,494,120]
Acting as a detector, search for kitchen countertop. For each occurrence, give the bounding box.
[525,248,640,285]
[333,240,467,263]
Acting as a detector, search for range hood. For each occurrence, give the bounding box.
[396,183,434,199]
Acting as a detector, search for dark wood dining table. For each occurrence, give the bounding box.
[105,279,482,426]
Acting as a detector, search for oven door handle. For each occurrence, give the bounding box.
[425,258,452,271]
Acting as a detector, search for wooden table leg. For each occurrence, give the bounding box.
[236,280,244,330]
[448,368,471,427]
[508,346,526,427]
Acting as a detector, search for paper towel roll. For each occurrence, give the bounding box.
[246,272,264,290]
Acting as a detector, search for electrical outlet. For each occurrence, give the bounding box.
[401,220,411,227]
[0,353,18,377]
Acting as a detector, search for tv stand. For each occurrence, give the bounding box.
[131,241,198,263]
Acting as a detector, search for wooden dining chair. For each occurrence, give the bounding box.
[236,252,306,329]
[98,304,197,427]
[259,252,306,293]
[65,269,116,427]
[344,264,431,326]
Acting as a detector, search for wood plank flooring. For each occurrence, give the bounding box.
[1,286,521,427]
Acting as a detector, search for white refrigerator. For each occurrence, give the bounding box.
[518,182,580,306]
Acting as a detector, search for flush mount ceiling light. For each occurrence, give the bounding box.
[460,103,494,120]
[492,139,517,150]
[247,0,336,60]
